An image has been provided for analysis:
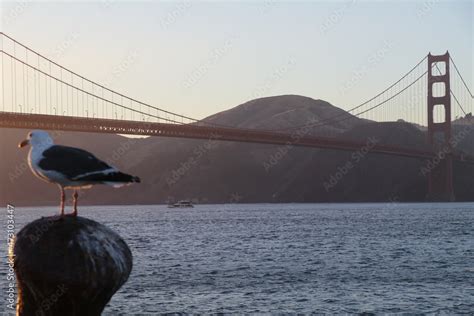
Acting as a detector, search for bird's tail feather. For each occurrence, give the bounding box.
[74,171,140,185]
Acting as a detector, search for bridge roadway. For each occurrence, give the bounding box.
[1,111,473,164]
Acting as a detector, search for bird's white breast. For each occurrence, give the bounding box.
[28,144,66,185]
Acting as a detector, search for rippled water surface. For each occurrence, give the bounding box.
[1,203,473,314]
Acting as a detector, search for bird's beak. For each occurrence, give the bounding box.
[18,139,29,148]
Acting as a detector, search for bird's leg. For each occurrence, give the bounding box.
[72,190,79,217]
[60,187,65,217]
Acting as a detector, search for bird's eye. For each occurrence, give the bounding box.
[28,133,33,138]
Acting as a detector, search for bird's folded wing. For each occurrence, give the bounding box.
[39,145,114,180]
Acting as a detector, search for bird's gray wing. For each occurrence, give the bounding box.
[39,145,113,180]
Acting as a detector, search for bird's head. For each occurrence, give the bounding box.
[18,130,54,149]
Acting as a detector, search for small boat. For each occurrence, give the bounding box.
[168,200,194,208]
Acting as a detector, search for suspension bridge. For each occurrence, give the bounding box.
[0,33,472,201]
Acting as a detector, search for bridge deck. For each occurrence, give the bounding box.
[1,111,473,164]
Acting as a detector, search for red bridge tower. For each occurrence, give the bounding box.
[426,52,455,201]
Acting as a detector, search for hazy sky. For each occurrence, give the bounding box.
[1,0,472,119]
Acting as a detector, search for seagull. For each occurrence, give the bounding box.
[18,130,141,217]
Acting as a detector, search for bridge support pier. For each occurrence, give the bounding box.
[426,52,455,202]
